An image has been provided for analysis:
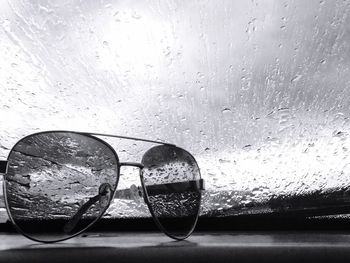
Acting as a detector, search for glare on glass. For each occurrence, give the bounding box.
[0,131,204,243]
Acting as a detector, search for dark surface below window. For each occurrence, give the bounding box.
[1,218,350,263]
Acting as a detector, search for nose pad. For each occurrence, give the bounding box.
[98,183,113,208]
[63,183,114,234]
[99,183,112,195]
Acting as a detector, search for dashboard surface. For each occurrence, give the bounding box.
[0,232,350,262]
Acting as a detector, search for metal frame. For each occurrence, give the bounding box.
[139,145,203,240]
[1,130,203,243]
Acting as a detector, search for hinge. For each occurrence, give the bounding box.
[0,160,8,174]
[199,179,205,190]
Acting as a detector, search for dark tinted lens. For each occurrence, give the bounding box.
[141,145,201,239]
[4,132,119,242]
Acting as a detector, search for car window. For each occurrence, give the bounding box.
[0,0,349,222]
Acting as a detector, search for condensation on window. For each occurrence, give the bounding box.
[0,1,349,220]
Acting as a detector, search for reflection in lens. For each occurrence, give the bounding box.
[141,145,201,239]
[4,132,119,242]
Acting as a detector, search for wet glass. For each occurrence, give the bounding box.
[4,132,119,242]
[141,145,201,239]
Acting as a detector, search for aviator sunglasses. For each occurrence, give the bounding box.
[0,131,204,243]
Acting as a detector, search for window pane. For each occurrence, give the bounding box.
[0,0,349,220]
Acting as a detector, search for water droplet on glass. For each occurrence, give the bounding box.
[222,108,232,114]
[291,74,302,83]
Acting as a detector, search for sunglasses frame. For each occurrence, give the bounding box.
[1,130,203,243]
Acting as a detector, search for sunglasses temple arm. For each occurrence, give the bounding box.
[64,179,205,233]
[63,183,112,233]
[63,195,100,234]
[63,188,143,234]
[63,187,144,234]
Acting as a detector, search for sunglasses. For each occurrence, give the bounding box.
[0,131,204,243]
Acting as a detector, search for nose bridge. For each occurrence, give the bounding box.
[119,162,144,169]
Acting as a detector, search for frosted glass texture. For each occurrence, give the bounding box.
[0,0,350,220]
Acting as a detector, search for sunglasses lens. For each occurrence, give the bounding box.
[141,145,201,239]
[4,132,119,242]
